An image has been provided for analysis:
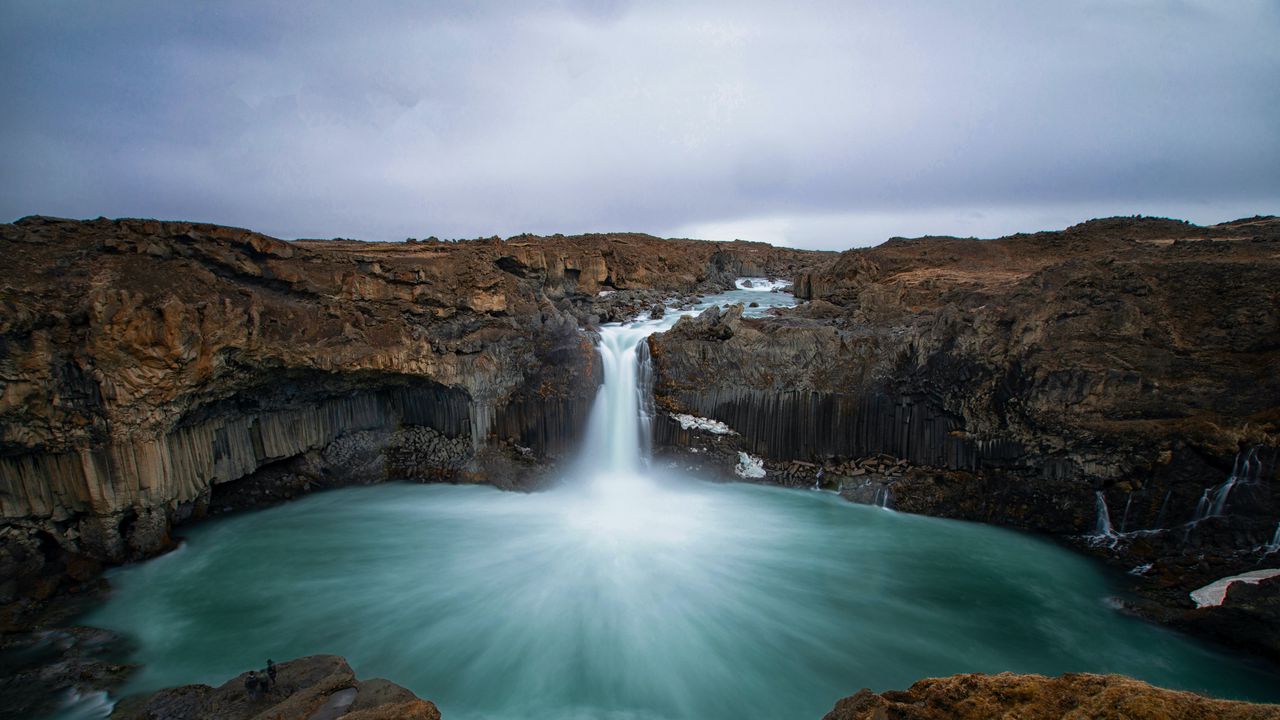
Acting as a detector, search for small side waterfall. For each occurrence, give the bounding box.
[1155,490,1172,528]
[1119,492,1134,533]
[874,486,894,510]
[1094,491,1116,538]
[1189,447,1262,524]
[1190,489,1212,524]
[1267,523,1280,555]
[1208,447,1260,517]
[636,339,656,465]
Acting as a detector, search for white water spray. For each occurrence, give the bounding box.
[1208,448,1259,517]
[1189,447,1262,525]
[1191,488,1212,524]
[734,277,790,292]
[578,322,660,482]
[1094,491,1116,538]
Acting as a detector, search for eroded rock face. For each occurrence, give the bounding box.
[823,672,1280,720]
[650,216,1280,655]
[0,216,824,609]
[109,654,440,720]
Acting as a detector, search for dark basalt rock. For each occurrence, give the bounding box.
[650,216,1280,657]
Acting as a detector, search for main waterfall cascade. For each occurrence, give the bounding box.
[81,283,1280,720]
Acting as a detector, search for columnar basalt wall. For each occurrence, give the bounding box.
[650,216,1280,656]
[653,218,1280,525]
[655,388,969,467]
[0,216,826,607]
[0,382,485,518]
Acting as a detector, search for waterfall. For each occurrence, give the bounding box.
[1189,447,1260,524]
[873,486,894,510]
[1267,523,1280,555]
[1208,448,1259,517]
[1155,490,1172,528]
[1094,491,1116,538]
[578,324,659,481]
[636,340,656,464]
[1119,492,1134,533]
[1190,488,1212,524]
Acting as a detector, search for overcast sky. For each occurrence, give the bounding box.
[2,1,1277,250]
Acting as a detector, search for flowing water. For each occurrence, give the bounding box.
[82,283,1280,719]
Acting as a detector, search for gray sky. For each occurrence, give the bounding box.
[2,1,1277,250]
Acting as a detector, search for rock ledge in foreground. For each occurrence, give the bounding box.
[110,654,439,720]
[823,672,1280,720]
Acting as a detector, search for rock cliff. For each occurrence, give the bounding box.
[823,672,1280,720]
[649,216,1280,654]
[0,216,822,609]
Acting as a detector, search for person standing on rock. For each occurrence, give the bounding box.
[244,670,260,698]
[266,659,277,688]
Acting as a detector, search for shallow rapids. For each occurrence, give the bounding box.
[84,283,1280,718]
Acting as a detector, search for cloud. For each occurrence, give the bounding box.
[1,1,1277,250]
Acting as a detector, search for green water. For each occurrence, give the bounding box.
[88,478,1279,719]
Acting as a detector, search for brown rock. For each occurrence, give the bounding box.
[109,654,440,720]
[822,672,1280,720]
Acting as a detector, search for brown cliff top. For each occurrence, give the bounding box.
[801,215,1280,308]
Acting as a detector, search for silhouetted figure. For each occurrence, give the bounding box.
[266,659,277,687]
[245,670,261,698]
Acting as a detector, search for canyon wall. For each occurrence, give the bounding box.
[0,216,822,605]
[649,216,1280,654]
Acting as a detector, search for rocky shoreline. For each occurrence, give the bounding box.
[3,215,1279,715]
[71,655,1280,720]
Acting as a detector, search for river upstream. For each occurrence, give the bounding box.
[83,284,1280,719]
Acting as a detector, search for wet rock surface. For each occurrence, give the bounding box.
[649,216,1280,657]
[0,624,133,720]
[109,654,440,720]
[822,672,1280,720]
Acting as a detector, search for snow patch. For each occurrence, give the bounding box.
[1190,568,1280,608]
[735,452,766,479]
[671,413,737,435]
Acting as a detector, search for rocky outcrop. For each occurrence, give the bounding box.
[823,672,1280,720]
[109,654,439,720]
[650,216,1280,654]
[101,665,1280,720]
[0,216,824,611]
